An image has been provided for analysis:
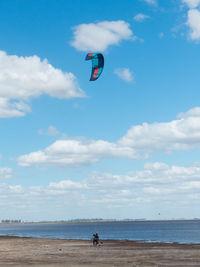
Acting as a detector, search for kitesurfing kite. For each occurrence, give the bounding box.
[85,53,104,81]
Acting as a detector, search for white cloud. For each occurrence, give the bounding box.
[17,138,136,167]
[114,68,133,82]
[177,107,200,118]
[16,106,200,167]
[144,0,157,6]
[186,9,200,40]
[182,0,200,8]
[180,181,200,190]
[9,185,24,193]
[0,50,85,118]
[49,180,86,190]
[158,32,164,39]
[38,126,59,136]
[119,107,200,154]
[83,162,200,206]
[181,1,200,42]
[0,168,13,180]
[23,161,200,203]
[1,161,200,220]
[70,20,133,52]
[0,98,31,118]
[134,13,150,22]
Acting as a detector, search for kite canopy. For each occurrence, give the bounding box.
[85,53,104,81]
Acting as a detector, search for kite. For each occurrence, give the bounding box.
[85,53,104,81]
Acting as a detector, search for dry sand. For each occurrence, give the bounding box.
[0,236,200,266]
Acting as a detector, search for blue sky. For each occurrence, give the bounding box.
[1,0,200,221]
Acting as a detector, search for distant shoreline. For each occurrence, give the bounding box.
[1,218,200,225]
[0,235,200,245]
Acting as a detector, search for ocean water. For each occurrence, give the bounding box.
[0,220,200,244]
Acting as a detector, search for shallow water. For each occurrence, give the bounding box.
[0,220,200,244]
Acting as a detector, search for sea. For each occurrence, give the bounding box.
[0,220,200,244]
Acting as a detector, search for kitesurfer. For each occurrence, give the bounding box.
[93,232,99,246]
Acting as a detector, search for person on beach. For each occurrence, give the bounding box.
[93,232,99,246]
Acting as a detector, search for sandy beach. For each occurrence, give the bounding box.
[0,236,200,266]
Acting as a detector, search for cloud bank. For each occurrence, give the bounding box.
[1,161,200,220]
[17,107,200,167]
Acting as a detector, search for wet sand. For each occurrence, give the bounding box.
[0,236,200,266]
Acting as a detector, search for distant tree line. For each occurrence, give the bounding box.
[1,219,21,223]
[67,218,104,222]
